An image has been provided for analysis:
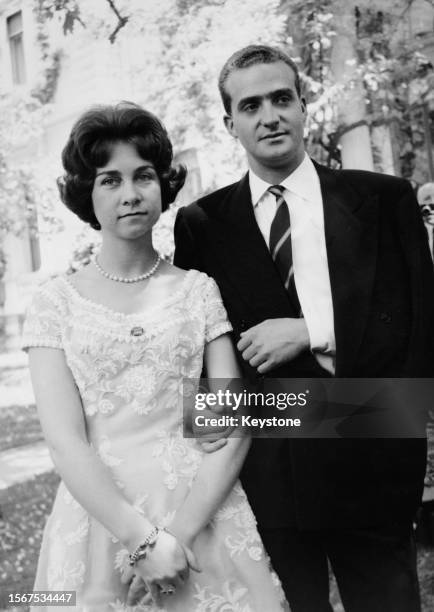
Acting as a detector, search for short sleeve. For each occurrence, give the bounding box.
[203,276,232,343]
[22,281,64,351]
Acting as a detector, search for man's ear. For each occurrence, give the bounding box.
[223,114,237,139]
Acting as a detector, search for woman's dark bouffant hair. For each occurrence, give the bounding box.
[58,102,186,230]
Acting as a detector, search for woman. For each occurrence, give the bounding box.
[23,103,288,611]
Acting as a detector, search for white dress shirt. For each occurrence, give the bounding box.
[249,154,336,374]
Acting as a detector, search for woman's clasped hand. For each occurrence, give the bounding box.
[122,527,201,607]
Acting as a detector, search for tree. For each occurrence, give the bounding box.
[33,0,286,186]
[0,1,68,301]
[0,89,63,302]
[352,1,434,182]
[283,0,434,179]
[39,0,433,177]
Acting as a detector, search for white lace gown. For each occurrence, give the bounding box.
[22,270,288,612]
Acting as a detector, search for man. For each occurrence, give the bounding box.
[174,45,434,611]
[417,182,434,262]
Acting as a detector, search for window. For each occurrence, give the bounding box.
[7,11,26,85]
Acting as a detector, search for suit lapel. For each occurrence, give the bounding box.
[315,163,379,376]
[212,174,299,321]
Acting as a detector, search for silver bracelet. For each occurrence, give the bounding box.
[128,526,160,566]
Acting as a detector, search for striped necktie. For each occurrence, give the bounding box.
[268,185,302,315]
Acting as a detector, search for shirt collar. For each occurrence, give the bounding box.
[249,154,320,207]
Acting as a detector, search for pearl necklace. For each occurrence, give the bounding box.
[93,253,161,283]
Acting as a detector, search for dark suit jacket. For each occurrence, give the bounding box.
[174,161,434,530]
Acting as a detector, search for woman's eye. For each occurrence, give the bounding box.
[101,176,119,186]
[137,173,153,182]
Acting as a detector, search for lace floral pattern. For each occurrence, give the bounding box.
[22,270,288,611]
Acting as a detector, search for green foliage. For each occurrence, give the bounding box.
[0,91,61,244]
[280,0,434,177]
[34,0,85,35]
[32,0,433,178]
[352,2,433,180]
[138,0,286,187]
[66,228,100,273]
[282,0,340,166]
[34,0,286,186]
[32,2,64,103]
[31,50,63,105]
[0,0,70,275]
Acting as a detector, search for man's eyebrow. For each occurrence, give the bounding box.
[237,88,295,110]
[271,88,294,97]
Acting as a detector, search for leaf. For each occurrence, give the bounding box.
[63,8,81,35]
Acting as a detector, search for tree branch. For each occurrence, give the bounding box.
[104,0,129,43]
[399,0,415,18]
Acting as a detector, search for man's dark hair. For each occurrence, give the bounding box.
[58,102,186,230]
[218,45,302,115]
